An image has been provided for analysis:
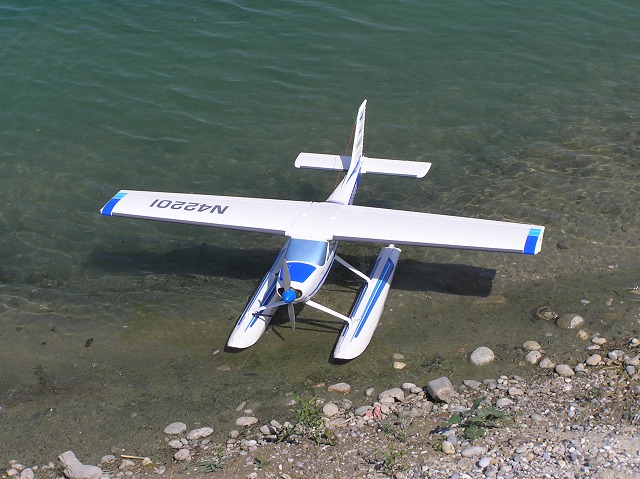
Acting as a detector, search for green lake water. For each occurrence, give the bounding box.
[1,0,639,464]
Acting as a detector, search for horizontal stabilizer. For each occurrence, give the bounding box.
[295,153,431,178]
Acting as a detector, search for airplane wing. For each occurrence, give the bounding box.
[102,191,543,254]
[100,190,311,235]
[328,205,544,254]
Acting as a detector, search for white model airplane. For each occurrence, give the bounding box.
[101,100,544,360]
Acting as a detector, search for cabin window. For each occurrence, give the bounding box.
[286,239,328,266]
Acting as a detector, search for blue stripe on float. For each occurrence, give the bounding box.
[101,192,127,216]
[353,258,395,338]
[523,228,542,255]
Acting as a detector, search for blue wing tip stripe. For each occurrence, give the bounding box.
[523,228,543,255]
[101,192,127,216]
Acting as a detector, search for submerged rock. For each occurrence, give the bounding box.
[557,314,584,329]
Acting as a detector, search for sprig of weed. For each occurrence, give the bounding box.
[439,396,507,440]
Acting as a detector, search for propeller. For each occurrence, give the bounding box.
[253,258,298,329]
[280,257,297,330]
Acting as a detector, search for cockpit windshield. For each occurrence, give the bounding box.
[285,239,328,266]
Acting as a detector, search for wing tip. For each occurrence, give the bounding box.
[101,191,127,216]
[523,227,544,255]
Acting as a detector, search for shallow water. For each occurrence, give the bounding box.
[1,0,640,464]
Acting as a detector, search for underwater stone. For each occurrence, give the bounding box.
[557,314,584,329]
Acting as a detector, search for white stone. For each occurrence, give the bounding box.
[58,451,103,479]
[523,340,541,351]
[525,350,542,365]
[586,354,602,366]
[186,427,214,440]
[592,336,607,345]
[327,382,351,394]
[539,358,555,369]
[470,347,495,365]
[235,416,259,427]
[19,469,34,479]
[401,382,417,390]
[168,439,183,449]
[478,457,491,469]
[163,422,187,435]
[378,388,405,402]
[496,398,513,408]
[556,314,585,329]
[462,379,482,389]
[393,361,407,370]
[577,330,589,340]
[508,387,524,396]
[555,364,575,377]
[173,449,191,461]
[442,440,456,455]
[461,446,487,457]
[100,455,116,465]
[426,377,454,402]
[322,402,340,417]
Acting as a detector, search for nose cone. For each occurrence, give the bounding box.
[282,289,296,304]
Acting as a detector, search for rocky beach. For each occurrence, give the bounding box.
[5,318,640,479]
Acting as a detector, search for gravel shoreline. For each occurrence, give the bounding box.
[5,333,640,479]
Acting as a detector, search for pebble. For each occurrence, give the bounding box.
[586,354,602,366]
[556,314,585,329]
[555,364,575,377]
[539,358,555,369]
[592,336,607,345]
[379,388,405,402]
[469,346,495,365]
[186,427,213,440]
[163,422,187,435]
[462,379,482,389]
[19,469,34,479]
[236,416,259,428]
[478,457,491,469]
[322,402,339,417]
[442,440,456,455]
[327,382,351,394]
[168,440,183,449]
[508,387,524,396]
[536,307,558,321]
[525,350,542,365]
[461,446,487,457]
[426,377,454,402]
[173,449,190,461]
[496,398,513,408]
[523,340,542,351]
[577,329,589,340]
[393,361,407,369]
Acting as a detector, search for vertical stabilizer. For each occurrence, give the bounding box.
[327,99,367,205]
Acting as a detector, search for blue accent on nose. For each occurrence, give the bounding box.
[282,289,296,304]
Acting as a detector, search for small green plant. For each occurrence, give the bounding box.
[253,455,270,469]
[193,446,226,473]
[279,394,335,445]
[376,443,408,476]
[439,396,507,440]
[378,417,409,442]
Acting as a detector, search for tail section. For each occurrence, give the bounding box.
[326,100,367,205]
[295,100,431,203]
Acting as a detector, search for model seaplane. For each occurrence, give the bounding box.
[101,100,544,360]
